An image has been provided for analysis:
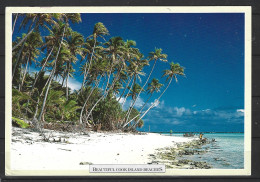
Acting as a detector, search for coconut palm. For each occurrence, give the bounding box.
[135,62,185,125]
[139,78,163,112]
[79,57,108,125]
[125,48,167,121]
[64,31,84,100]
[19,32,43,91]
[121,60,145,107]
[82,37,125,123]
[37,14,82,123]
[122,83,144,128]
[81,22,109,92]
[13,13,57,51]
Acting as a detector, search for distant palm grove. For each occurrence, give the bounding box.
[12,13,185,132]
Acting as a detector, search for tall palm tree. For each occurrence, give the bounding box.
[79,57,108,125]
[37,14,81,123]
[13,13,57,51]
[12,13,58,82]
[82,37,126,123]
[64,30,84,100]
[81,22,109,92]
[139,78,163,112]
[19,32,43,91]
[31,23,65,90]
[123,83,144,128]
[121,60,145,107]
[135,62,185,125]
[123,48,166,126]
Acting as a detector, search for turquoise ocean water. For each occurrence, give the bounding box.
[162,133,244,169]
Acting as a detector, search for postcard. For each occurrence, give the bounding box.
[5,6,251,176]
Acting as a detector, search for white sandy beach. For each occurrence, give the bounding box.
[10,127,195,170]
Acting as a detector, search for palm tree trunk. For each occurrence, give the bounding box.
[12,43,25,81]
[118,75,133,102]
[79,76,102,124]
[32,46,54,89]
[104,65,113,93]
[12,17,36,81]
[66,62,70,100]
[124,59,157,123]
[37,25,66,122]
[32,68,55,121]
[122,75,135,107]
[19,56,29,91]
[85,64,123,122]
[12,13,18,35]
[126,93,153,130]
[140,94,153,113]
[12,17,36,51]
[80,39,97,93]
[37,67,55,121]
[133,77,173,127]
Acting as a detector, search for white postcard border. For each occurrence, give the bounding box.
[5,6,252,176]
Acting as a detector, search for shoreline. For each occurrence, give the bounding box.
[11,127,210,170]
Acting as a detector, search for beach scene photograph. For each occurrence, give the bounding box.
[6,7,251,176]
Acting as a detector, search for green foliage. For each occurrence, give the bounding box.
[11,13,184,132]
[93,96,124,130]
[12,117,30,128]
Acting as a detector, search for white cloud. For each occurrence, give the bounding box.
[237,109,244,113]
[67,77,81,91]
[135,97,144,108]
[120,96,144,110]
[173,107,191,117]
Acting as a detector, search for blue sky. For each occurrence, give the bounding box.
[13,13,245,132]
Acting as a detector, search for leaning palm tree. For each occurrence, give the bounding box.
[31,23,65,90]
[64,30,84,100]
[12,13,57,51]
[19,32,43,91]
[12,13,58,82]
[121,60,145,107]
[79,56,108,125]
[37,14,81,123]
[139,78,163,112]
[134,62,185,126]
[81,22,109,92]
[82,37,125,124]
[122,83,144,128]
[124,48,167,124]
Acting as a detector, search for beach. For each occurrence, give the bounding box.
[10,127,198,170]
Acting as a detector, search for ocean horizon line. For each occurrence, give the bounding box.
[143,131,244,134]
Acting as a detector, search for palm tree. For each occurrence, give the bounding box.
[19,32,43,91]
[121,60,145,107]
[12,13,57,51]
[125,48,167,120]
[31,23,65,90]
[139,78,163,112]
[135,62,185,125]
[117,40,139,102]
[12,13,58,82]
[79,57,108,125]
[37,14,81,123]
[64,30,84,100]
[82,37,125,123]
[122,83,144,128]
[81,22,109,92]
